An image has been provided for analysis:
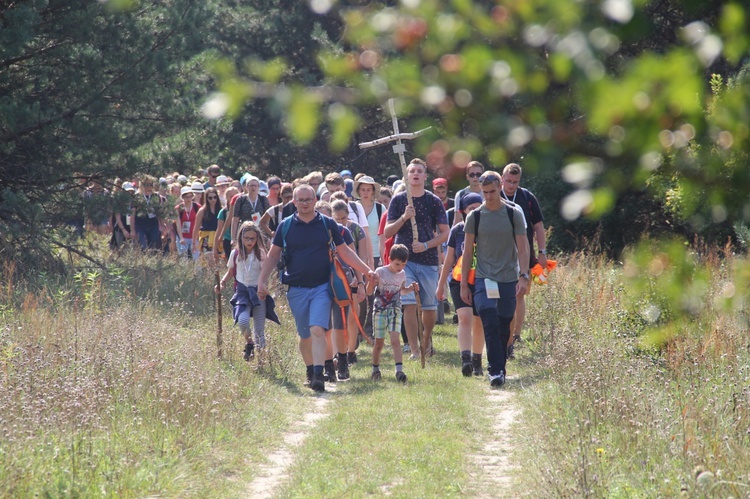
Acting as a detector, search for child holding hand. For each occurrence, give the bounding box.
[217,221,279,362]
[366,244,418,383]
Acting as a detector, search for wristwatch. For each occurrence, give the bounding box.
[519,272,530,280]
[538,249,547,255]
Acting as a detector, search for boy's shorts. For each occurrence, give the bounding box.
[373,306,402,340]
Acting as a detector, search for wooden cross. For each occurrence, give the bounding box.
[358,98,431,242]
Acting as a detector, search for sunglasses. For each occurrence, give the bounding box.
[207,196,218,200]
[467,172,482,178]
[478,173,500,184]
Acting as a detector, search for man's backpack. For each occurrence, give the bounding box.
[451,205,516,284]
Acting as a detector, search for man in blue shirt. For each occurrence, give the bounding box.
[258,184,377,392]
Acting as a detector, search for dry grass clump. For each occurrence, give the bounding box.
[515,251,750,497]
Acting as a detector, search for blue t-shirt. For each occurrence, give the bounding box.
[387,191,448,266]
[272,213,344,287]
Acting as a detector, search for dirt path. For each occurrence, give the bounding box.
[245,387,335,498]
[468,375,522,498]
[243,375,522,498]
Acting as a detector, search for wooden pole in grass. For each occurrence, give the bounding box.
[215,270,223,359]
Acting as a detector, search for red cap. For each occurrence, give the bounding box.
[432,177,448,187]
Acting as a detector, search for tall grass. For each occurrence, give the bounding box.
[515,250,750,497]
[0,249,307,497]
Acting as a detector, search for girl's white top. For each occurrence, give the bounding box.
[228,249,262,287]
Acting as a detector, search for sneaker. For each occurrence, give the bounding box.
[408,353,420,361]
[371,370,382,381]
[337,362,350,381]
[452,314,458,324]
[489,372,506,388]
[507,344,515,360]
[513,334,522,343]
[426,345,435,358]
[461,362,473,377]
[402,344,411,354]
[311,372,326,392]
[243,343,255,361]
[396,371,407,383]
[347,351,358,365]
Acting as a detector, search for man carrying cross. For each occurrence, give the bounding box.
[384,158,449,359]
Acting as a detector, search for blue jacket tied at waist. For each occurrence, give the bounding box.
[230,282,280,325]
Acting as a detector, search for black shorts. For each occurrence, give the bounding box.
[449,280,478,316]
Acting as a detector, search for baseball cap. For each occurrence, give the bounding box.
[340,169,353,179]
[432,177,448,188]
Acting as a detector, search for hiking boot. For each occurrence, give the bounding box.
[243,342,255,361]
[472,355,484,377]
[337,362,350,381]
[371,370,382,381]
[461,352,472,377]
[347,351,358,365]
[489,372,506,388]
[325,364,337,383]
[311,372,326,392]
[507,344,515,360]
[452,314,459,324]
[396,371,407,383]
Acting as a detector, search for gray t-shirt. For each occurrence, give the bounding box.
[464,203,527,283]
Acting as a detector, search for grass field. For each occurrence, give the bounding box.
[2,245,749,497]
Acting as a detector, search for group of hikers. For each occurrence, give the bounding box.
[83,159,546,392]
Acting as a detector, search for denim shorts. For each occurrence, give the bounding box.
[286,283,332,339]
[401,261,439,310]
[473,277,517,318]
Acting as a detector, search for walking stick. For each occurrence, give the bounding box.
[215,270,223,359]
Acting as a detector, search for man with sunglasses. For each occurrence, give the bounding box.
[453,161,484,225]
[500,163,547,357]
[203,164,221,190]
[460,171,529,387]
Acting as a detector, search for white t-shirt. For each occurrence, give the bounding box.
[374,265,406,311]
[348,202,369,228]
[228,249,262,287]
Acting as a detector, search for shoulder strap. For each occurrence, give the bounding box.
[280,216,294,250]
[506,205,515,233]
[375,202,383,219]
[473,208,481,240]
[232,250,238,279]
